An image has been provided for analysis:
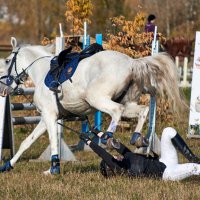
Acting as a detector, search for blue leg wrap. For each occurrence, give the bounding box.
[130,132,141,145]
[0,161,13,173]
[50,155,60,174]
[101,132,113,144]
[130,132,149,147]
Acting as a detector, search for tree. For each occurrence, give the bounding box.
[0,0,200,44]
[0,0,66,43]
[65,0,93,35]
[106,13,165,58]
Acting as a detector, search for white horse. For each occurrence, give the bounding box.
[0,37,185,174]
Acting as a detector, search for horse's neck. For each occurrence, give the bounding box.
[22,46,53,84]
[28,56,52,85]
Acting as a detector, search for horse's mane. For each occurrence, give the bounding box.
[43,44,55,54]
[17,43,55,55]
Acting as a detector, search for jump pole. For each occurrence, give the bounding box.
[94,34,103,133]
[78,23,102,150]
[81,21,90,135]
[82,23,102,134]
[146,26,159,156]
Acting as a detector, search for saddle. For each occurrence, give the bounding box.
[44,43,104,92]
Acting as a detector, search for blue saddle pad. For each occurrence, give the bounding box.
[44,53,80,88]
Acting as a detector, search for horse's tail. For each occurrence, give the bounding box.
[131,52,187,113]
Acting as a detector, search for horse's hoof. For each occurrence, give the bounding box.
[101,131,113,144]
[43,167,60,175]
[0,161,13,173]
[50,166,60,175]
[43,169,51,175]
[43,155,61,175]
[130,132,149,147]
[130,132,141,145]
[107,138,121,149]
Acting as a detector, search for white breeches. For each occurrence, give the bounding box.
[159,127,200,181]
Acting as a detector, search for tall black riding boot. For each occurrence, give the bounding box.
[171,133,200,164]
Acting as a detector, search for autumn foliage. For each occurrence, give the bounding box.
[65,0,93,35]
[106,13,165,58]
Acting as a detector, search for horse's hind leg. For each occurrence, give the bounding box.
[86,95,125,135]
[0,120,46,172]
[123,103,161,156]
[122,102,149,133]
[122,103,152,150]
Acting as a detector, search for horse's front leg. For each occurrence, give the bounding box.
[0,120,47,173]
[42,110,60,175]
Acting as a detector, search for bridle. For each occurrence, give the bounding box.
[0,47,51,94]
[0,48,23,91]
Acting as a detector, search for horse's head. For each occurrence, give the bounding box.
[0,37,23,96]
[0,37,54,96]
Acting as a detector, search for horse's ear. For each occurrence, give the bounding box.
[11,37,17,49]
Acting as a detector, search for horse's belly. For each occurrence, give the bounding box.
[61,99,94,115]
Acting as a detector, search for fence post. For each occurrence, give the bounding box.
[180,57,190,87]
[81,22,90,136]
[78,25,103,149]
[0,96,15,160]
[0,97,6,160]
[146,26,158,155]
[94,34,103,145]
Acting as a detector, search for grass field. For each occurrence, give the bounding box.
[0,89,200,200]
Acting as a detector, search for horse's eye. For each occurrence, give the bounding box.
[5,59,10,64]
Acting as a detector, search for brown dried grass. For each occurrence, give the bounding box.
[0,110,199,200]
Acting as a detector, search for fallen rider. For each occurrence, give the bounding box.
[80,127,200,181]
